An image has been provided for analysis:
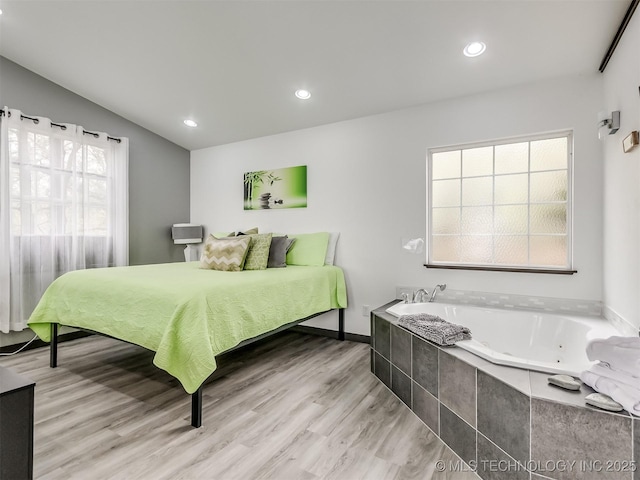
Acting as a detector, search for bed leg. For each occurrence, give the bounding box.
[191,387,202,428]
[338,308,345,341]
[50,323,58,368]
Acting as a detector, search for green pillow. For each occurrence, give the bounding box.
[286,232,330,266]
[244,233,273,270]
[199,235,250,272]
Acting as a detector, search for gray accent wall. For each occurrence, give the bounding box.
[0,56,190,265]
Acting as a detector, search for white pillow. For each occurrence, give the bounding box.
[325,232,340,265]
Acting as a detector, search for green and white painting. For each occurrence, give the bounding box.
[243,165,307,210]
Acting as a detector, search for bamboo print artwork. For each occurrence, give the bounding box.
[243,165,307,210]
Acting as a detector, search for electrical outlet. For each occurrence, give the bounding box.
[362,305,370,317]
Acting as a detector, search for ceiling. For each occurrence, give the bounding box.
[0,1,629,151]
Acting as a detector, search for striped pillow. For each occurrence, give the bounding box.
[199,235,250,271]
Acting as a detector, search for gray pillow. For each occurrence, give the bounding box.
[267,236,295,268]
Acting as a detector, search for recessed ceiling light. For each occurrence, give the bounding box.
[463,41,486,57]
[183,119,198,127]
[295,89,311,100]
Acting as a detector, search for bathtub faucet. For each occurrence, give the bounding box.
[428,284,446,302]
[412,288,429,303]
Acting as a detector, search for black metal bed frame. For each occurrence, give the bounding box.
[49,308,345,428]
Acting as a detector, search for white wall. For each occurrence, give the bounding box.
[191,75,605,335]
[602,11,640,331]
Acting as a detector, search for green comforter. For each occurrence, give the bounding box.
[28,262,347,394]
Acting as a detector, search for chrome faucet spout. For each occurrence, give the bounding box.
[428,284,447,302]
[412,288,429,303]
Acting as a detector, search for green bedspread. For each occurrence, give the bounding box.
[28,262,347,394]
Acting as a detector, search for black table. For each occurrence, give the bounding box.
[0,366,35,480]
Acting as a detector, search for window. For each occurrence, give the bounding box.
[9,131,113,237]
[1,108,128,333]
[427,131,573,272]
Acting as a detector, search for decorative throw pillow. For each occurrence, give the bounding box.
[243,233,273,270]
[267,236,296,268]
[218,227,258,238]
[286,232,330,266]
[199,235,251,271]
[232,227,259,236]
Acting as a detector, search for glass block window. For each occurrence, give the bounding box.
[427,132,572,271]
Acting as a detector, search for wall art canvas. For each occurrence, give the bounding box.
[243,165,307,210]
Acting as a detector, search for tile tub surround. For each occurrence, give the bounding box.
[371,302,639,480]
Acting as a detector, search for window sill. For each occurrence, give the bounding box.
[424,264,577,275]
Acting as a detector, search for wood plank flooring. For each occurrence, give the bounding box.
[0,332,479,480]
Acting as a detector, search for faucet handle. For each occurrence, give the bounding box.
[400,292,410,304]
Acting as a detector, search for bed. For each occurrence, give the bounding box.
[27,261,347,427]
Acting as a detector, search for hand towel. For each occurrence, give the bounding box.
[580,369,640,415]
[586,336,640,377]
[398,313,471,346]
[590,362,640,390]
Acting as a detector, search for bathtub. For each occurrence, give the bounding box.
[385,302,623,376]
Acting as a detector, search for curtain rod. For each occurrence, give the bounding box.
[0,109,122,143]
[599,0,639,73]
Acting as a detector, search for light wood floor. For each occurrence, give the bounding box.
[1,332,479,480]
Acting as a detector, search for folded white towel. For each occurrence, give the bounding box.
[590,362,640,390]
[580,369,640,415]
[398,313,471,346]
[586,336,640,377]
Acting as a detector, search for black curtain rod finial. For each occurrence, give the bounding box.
[82,129,122,143]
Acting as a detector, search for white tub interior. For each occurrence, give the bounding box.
[385,302,623,376]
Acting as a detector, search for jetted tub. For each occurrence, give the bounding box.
[385,302,624,376]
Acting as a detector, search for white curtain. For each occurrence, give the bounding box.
[0,107,128,333]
